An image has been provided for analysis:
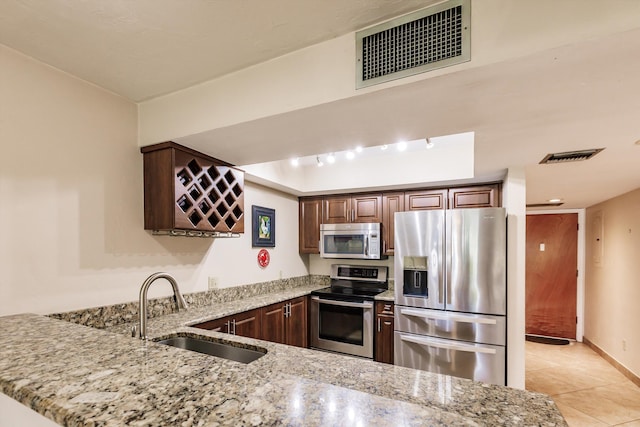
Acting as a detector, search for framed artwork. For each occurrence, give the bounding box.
[251,205,275,247]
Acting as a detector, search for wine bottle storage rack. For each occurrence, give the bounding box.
[174,160,244,232]
[142,142,245,235]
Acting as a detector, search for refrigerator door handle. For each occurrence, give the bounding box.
[399,308,498,325]
[400,334,497,354]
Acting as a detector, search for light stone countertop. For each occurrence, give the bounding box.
[0,286,567,426]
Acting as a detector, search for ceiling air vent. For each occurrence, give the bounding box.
[356,0,470,89]
[539,148,604,164]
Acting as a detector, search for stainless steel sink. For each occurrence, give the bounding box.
[156,336,266,364]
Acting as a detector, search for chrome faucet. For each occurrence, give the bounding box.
[138,272,188,340]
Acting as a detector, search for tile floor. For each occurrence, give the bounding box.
[526,340,640,426]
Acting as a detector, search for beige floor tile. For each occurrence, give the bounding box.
[615,420,640,426]
[553,383,640,425]
[526,341,640,427]
[526,369,587,395]
[554,402,607,427]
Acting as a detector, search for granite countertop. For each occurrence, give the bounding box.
[374,289,395,301]
[0,287,567,426]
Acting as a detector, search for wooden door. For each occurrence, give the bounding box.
[191,316,230,333]
[233,309,261,339]
[286,297,308,348]
[261,304,286,344]
[382,193,403,255]
[323,196,351,223]
[374,302,394,364]
[448,184,500,208]
[404,189,447,211]
[299,197,323,253]
[526,214,578,339]
[352,194,382,223]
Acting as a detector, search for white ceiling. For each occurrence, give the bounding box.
[0,0,434,101]
[1,0,640,209]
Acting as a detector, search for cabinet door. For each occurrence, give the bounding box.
[382,192,404,255]
[286,297,308,348]
[352,194,383,223]
[448,184,501,208]
[404,189,447,211]
[323,196,351,223]
[233,309,261,339]
[192,316,230,333]
[299,197,323,254]
[261,303,286,344]
[374,302,394,364]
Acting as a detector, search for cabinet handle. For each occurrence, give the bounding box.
[378,318,381,332]
[231,319,236,335]
[383,240,386,253]
[351,209,355,222]
[288,303,292,318]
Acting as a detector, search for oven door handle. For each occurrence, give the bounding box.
[400,334,497,354]
[311,296,373,309]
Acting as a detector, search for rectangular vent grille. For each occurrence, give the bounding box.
[356,0,470,88]
[539,148,604,164]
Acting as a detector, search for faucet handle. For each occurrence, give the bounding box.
[131,325,137,338]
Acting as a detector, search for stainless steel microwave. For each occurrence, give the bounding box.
[319,223,385,259]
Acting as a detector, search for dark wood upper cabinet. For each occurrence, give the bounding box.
[404,189,447,211]
[374,301,394,365]
[141,141,244,234]
[448,184,501,209]
[323,194,382,224]
[382,192,404,256]
[299,197,323,254]
[322,195,351,223]
[298,185,501,254]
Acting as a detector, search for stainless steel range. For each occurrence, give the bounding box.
[310,264,388,359]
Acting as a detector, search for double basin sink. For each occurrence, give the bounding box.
[156,335,266,364]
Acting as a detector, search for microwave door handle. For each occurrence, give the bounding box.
[400,334,497,354]
[364,235,369,257]
[311,296,373,309]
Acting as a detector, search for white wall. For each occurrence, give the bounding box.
[138,1,640,146]
[585,187,640,378]
[0,45,307,316]
[504,167,526,389]
[242,133,475,195]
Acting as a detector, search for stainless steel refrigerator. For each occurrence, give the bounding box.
[394,207,507,385]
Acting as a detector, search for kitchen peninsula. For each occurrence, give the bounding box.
[0,285,566,426]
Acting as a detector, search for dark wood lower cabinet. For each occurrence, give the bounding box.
[192,308,261,339]
[374,302,394,365]
[261,296,307,348]
[261,303,286,344]
[286,297,307,348]
[193,297,307,348]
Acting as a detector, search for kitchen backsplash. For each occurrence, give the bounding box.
[49,274,330,329]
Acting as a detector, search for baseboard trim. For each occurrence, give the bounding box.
[583,337,640,387]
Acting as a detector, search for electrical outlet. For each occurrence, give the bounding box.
[623,340,627,351]
[208,277,218,290]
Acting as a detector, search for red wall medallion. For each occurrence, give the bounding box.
[257,249,270,268]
